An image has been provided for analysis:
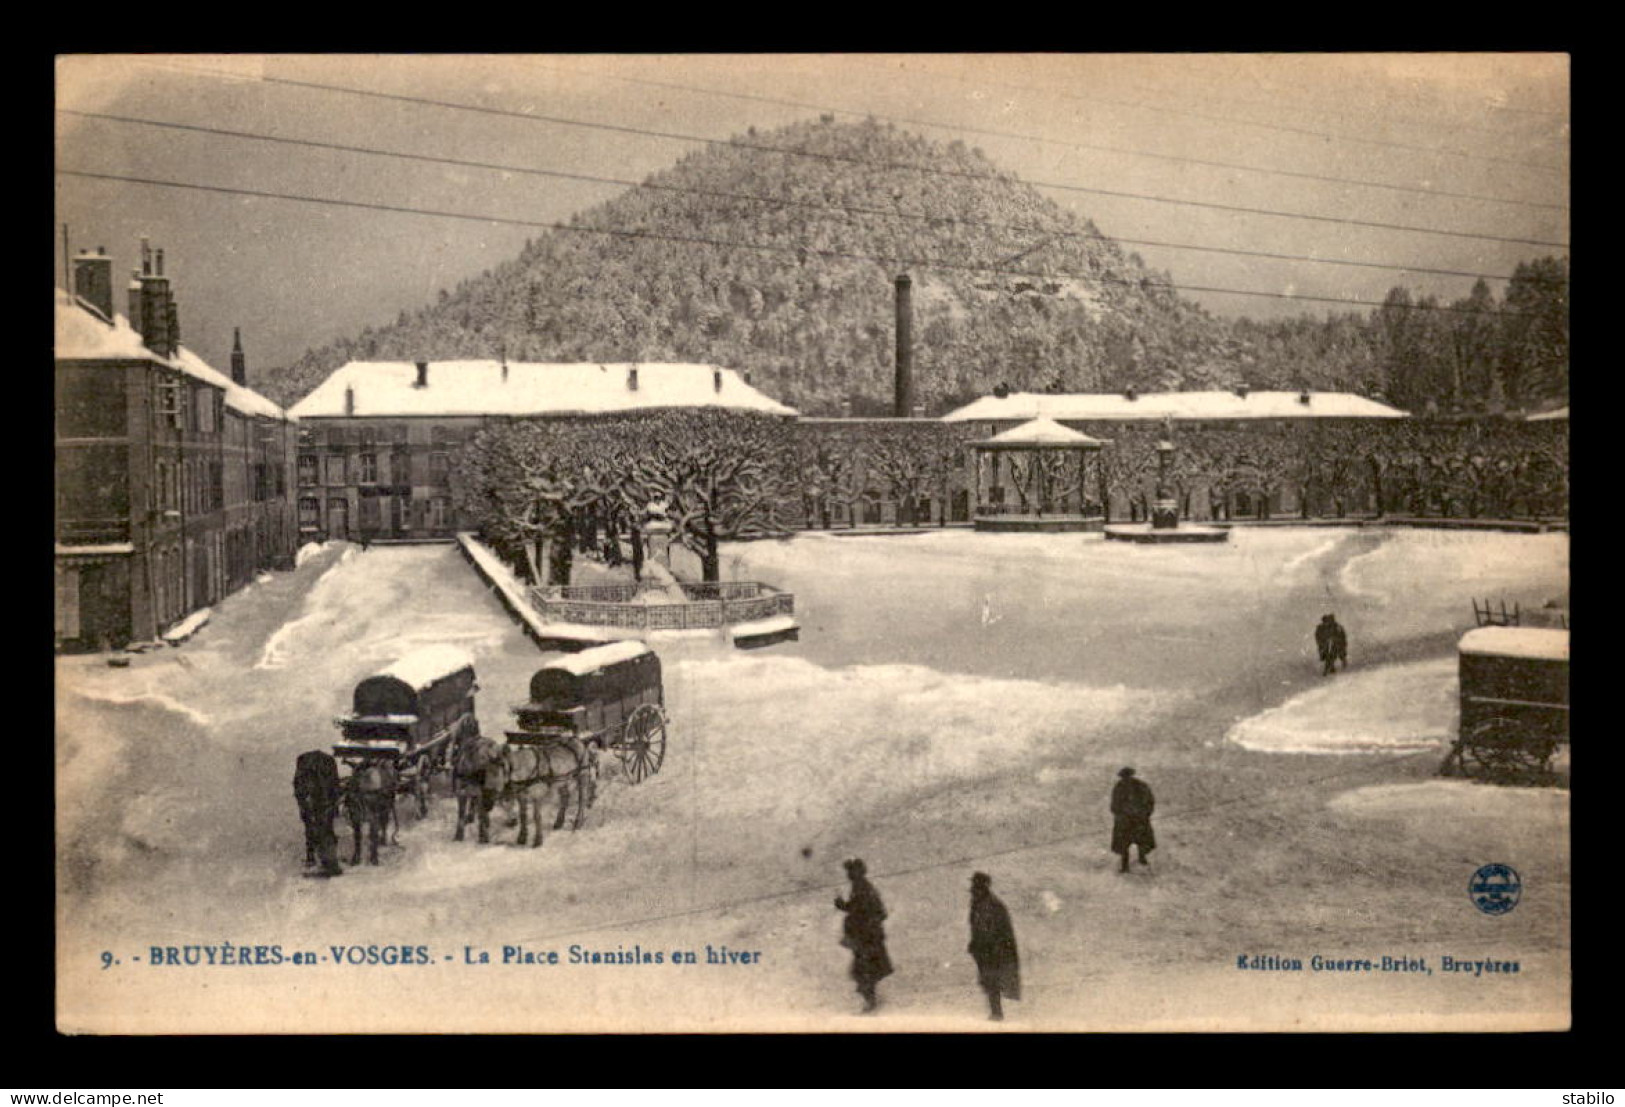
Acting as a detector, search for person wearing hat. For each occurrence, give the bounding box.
[1315,613,1349,676]
[967,871,1021,1021]
[834,858,893,1013]
[1110,767,1156,873]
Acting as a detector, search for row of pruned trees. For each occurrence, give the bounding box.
[452,412,1569,586]
[451,411,792,584]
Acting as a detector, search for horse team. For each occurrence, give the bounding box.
[294,644,619,874]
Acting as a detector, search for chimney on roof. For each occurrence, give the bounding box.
[912,403,925,419]
[72,247,114,321]
[415,360,428,388]
[1234,383,1250,400]
[1124,387,1137,402]
[345,385,356,416]
[993,383,1010,399]
[627,367,639,392]
[743,369,752,386]
[231,328,247,386]
[894,273,914,418]
[1298,390,1311,405]
[840,397,853,418]
[713,369,723,393]
[135,239,177,358]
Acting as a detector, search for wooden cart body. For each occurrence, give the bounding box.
[334,644,480,776]
[1452,627,1568,778]
[510,641,667,782]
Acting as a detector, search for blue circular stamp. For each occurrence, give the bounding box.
[1469,863,1522,915]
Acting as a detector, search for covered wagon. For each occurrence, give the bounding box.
[334,644,480,779]
[1450,626,1569,779]
[510,640,667,783]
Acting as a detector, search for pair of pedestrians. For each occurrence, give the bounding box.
[833,859,1020,1021]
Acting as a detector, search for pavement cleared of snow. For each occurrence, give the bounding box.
[1225,658,1457,754]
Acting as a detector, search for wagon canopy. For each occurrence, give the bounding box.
[525,641,659,711]
[353,644,478,719]
[1458,627,1568,708]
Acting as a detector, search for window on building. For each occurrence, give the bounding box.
[429,452,450,487]
[211,462,224,511]
[298,456,318,486]
[359,453,378,484]
[323,456,345,485]
[359,425,376,447]
[195,387,214,434]
[430,498,449,529]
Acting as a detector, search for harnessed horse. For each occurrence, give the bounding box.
[474,735,599,848]
[340,760,400,866]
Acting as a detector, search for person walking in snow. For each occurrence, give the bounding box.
[1110,767,1156,873]
[834,858,893,1013]
[1315,613,1348,675]
[967,871,1021,1021]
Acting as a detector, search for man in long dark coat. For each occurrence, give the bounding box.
[967,871,1021,1021]
[1315,613,1349,675]
[293,749,343,878]
[834,858,893,1013]
[1110,767,1156,873]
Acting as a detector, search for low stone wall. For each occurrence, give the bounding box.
[533,581,795,631]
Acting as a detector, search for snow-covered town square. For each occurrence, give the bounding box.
[57,526,1569,1032]
[55,55,1568,1034]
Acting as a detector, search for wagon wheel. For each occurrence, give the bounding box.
[618,704,667,784]
[1461,717,1528,779]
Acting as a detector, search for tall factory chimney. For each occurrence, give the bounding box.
[893,273,914,418]
[230,327,247,386]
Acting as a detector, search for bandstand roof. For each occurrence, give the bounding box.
[973,417,1106,450]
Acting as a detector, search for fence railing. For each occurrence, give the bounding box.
[532,581,794,631]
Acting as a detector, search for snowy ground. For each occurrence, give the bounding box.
[57,528,1569,1033]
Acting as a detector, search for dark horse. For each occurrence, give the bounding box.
[452,735,504,844]
[292,749,343,876]
[340,759,400,866]
[460,736,598,848]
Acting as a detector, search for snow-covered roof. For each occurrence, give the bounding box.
[375,644,477,690]
[977,417,1105,448]
[544,640,653,675]
[55,291,292,422]
[942,390,1411,422]
[289,360,798,419]
[1528,406,1568,422]
[1458,626,1569,662]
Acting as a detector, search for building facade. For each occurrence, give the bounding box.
[55,244,297,652]
[287,360,797,542]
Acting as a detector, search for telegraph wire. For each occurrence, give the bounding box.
[527,58,1570,214]
[60,108,1535,285]
[124,59,1571,251]
[57,167,1551,318]
[857,56,1571,176]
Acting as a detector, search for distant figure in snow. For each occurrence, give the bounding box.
[1315,613,1348,675]
[358,530,372,552]
[292,750,343,878]
[1110,767,1156,874]
[967,871,1021,1021]
[834,858,893,1013]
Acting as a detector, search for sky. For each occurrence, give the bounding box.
[54,53,1570,381]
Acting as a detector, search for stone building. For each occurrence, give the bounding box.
[287,360,797,542]
[55,243,297,651]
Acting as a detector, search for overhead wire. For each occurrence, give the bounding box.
[56,167,1550,318]
[122,59,1570,251]
[523,58,1570,214]
[59,108,1536,285]
[856,56,1571,175]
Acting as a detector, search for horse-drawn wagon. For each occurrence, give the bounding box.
[331,645,480,861]
[512,640,668,783]
[1449,626,1569,779]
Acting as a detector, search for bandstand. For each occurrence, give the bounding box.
[970,417,1108,533]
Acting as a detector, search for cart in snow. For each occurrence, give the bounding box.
[509,641,667,783]
[333,644,481,805]
[1449,626,1568,779]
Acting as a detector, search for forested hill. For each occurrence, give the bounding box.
[264,117,1235,413]
[261,118,1568,416]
